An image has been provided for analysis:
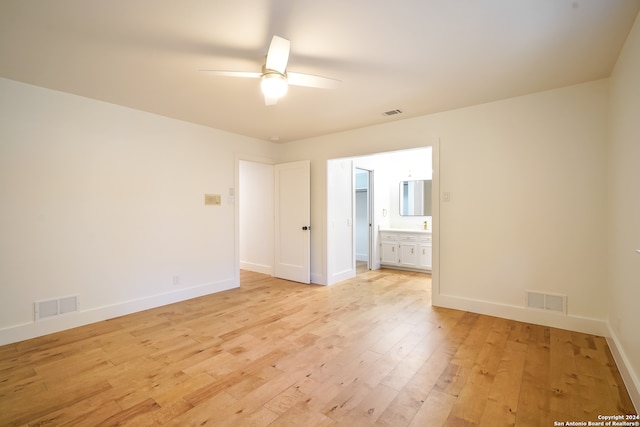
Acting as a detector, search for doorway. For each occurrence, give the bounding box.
[238,158,311,284]
[326,144,438,288]
[238,159,274,276]
[355,168,373,273]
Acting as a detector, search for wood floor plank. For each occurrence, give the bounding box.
[0,269,634,426]
[549,328,582,420]
[96,397,161,427]
[163,389,238,426]
[409,389,457,427]
[479,340,528,426]
[263,376,319,415]
[602,344,637,415]
[337,383,399,425]
[24,392,123,427]
[444,316,511,425]
[0,380,113,427]
[233,406,280,427]
[515,324,553,426]
[269,404,337,427]
[375,311,474,426]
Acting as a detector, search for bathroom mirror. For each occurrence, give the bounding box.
[399,179,432,216]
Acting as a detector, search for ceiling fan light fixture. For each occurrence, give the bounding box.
[261,72,288,99]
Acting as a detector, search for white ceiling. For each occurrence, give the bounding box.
[1,1,638,143]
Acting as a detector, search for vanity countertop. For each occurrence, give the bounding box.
[379,228,431,234]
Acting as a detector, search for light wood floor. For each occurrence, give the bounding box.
[0,269,635,426]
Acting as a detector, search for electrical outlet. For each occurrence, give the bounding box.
[173,275,180,286]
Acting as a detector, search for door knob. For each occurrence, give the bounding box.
[302,226,310,230]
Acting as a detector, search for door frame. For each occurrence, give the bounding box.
[235,153,275,285]
[325,141,439,300]
[235,156,311,285]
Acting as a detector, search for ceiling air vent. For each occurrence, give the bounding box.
[382,109,403,117]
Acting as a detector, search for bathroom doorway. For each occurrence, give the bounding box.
[326,144,437,286]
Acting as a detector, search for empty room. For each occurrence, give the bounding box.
[1,1,639,426]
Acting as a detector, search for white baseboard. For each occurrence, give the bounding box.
[239,261,273,276]
[432,293,607,336]
[326,268,356,286]
[0,278,238,346]
[606,325,640,412]
[311,271,326,285]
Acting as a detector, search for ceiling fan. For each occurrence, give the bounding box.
[201,35,340,105]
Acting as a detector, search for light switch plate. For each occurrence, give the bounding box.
[204,194,221,205]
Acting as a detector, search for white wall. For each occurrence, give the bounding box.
[435,82,608,326]
[277,80,608,335]
[608,13,640,409]
[239,160,274,275]
[0,78,276,345]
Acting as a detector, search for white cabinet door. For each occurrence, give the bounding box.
[419,243,432,270]
[399,242,418,267]
[381,241,398,264]
[380,233,398,265]
[398,235,418,267]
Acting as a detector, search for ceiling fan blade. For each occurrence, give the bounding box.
[199,70,262,79]
[287,72,341,89]
[265,35,290,74]
[264,94,279,106]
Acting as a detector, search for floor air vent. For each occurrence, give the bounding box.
[35,295,79,321]
[526,291,567,315]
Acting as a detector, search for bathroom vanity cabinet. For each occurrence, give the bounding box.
[379,229,432,272]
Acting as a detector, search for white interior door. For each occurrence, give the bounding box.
[274,160,311,283]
